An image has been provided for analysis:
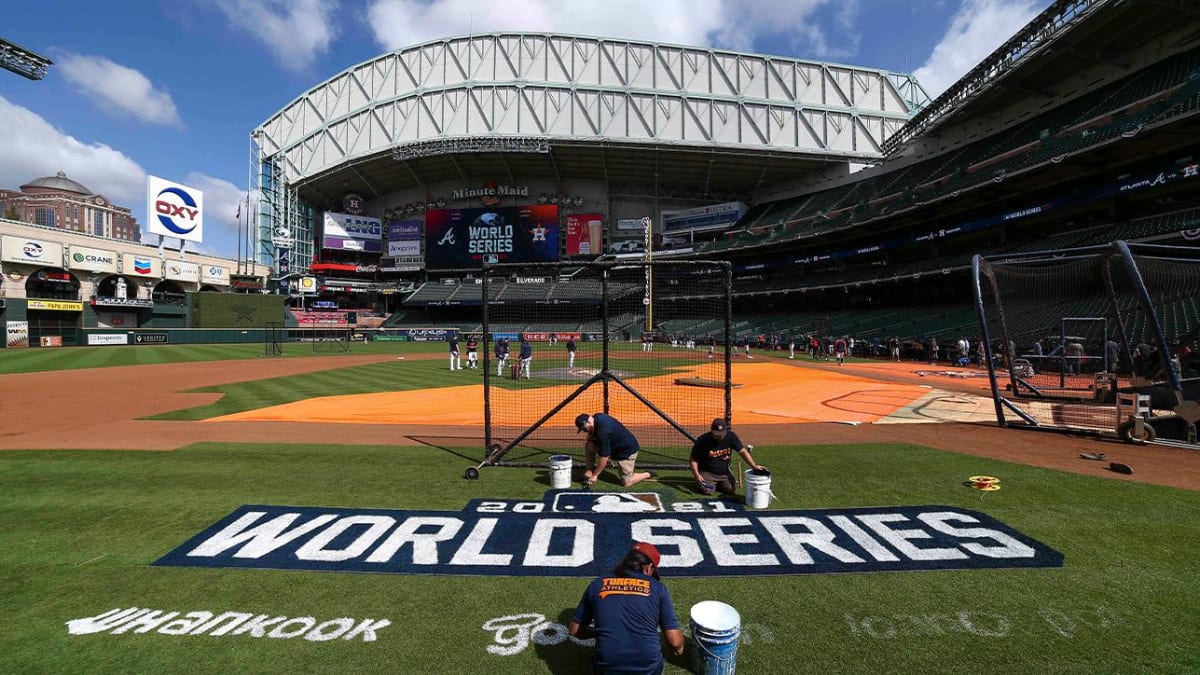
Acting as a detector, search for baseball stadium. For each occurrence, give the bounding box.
[4,1,1200,673]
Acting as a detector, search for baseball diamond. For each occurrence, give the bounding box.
[4,2,1200,673]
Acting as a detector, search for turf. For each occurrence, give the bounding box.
[1,442,1197,674]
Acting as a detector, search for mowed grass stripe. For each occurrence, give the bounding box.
[1,443,1197,673]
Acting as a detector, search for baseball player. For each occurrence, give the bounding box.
[466,336,479,369]
[448,334,461,371]
[566,336,577,368]
[519,338,533,379]
[495,337,509,377]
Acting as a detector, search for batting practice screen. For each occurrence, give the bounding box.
[480,260,732,468]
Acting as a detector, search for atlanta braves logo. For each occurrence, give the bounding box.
[437,229,457,246]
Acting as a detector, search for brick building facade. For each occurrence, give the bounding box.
[0,171,139,242]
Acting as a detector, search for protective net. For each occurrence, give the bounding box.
[975,242,1200,440]
[481,260,732,468]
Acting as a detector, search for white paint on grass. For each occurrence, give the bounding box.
[481,611,773,655]
[844,605,1123,640]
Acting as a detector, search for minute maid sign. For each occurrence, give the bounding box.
[156,492,1062,577]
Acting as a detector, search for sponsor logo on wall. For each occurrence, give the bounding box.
[6,321,29,349]
[155,494,1062,577]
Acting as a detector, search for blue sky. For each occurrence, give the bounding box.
[0,0,1044,258]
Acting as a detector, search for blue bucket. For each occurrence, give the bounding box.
[689,600,741,674]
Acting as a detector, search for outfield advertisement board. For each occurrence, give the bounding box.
[424,205,559,270]
[155,496,1062,577]
[88,333,129,345]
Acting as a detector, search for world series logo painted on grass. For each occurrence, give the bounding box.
[154,492,1062,577]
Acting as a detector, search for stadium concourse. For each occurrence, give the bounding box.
[0,350,1197,491]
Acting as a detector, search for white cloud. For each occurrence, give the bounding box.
[914,0,1043,98]
[184,172,256,258]
[365,0,843,57]
[212,0,338,71]
[56,53,182,127]
[0,95,146,205]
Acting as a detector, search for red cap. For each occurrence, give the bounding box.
[630,541,661,567]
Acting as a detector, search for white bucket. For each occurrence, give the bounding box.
[744,468,774,509]
[548,455,573,489]
[689,600,741,675]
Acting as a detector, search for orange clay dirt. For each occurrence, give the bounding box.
[1,351,1197,491]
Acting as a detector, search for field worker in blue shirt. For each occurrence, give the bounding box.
[569,541,684,674]
[577,412,654,487]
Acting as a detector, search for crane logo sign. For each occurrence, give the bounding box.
[147,175,204,243]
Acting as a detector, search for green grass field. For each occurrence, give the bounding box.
[2,441,1198,673]
[1,344,1198,673]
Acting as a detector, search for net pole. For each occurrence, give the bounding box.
[723,261,733,424]
[973,255,1008,426]
[482,265,493,453]
[601,265,610,413]
[1116,240,1184,398]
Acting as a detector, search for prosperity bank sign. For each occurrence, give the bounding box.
[156,494,1061,577]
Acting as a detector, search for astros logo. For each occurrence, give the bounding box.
[530,224,547,242]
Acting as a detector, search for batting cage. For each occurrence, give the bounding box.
[974,241,1200,446]
[469,260,732,476]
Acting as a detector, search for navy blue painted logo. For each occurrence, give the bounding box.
[155,493,1062,577]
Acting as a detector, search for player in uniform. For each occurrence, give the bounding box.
[448,335,461,371]
[495,337,510,377]
[689,418,765,496]
[566,336,578,369]
[466,336,479,369]
[568,542,684,675]
[519,338,533,379]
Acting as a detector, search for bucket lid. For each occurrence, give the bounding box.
[549,454,572,461]
[745,468,772,477]
[689,601,740,631]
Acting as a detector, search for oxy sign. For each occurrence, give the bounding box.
[147,176,204,243]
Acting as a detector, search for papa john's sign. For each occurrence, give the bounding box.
[155,493,1061,577]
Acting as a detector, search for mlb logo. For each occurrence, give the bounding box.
[552,492,663,513]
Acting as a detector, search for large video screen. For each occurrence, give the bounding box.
[424,205,559,270]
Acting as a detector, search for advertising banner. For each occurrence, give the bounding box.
[403,328,457,342]
[87,333,129,345]
[66,245,118,273]
[387,220,422,258]
[425,205,559,270]
[2,236,64,266]
[147,175,204,243]
[616,218,647,231]
[201,265,230,286]
[5,321,29,348]
[165,260,200,283]
[323,212,382,252]
[121,253,161,278]
[565,214,604,256]
[521,331,581,342]
[662,201,747,233]
[27,300,83,311]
